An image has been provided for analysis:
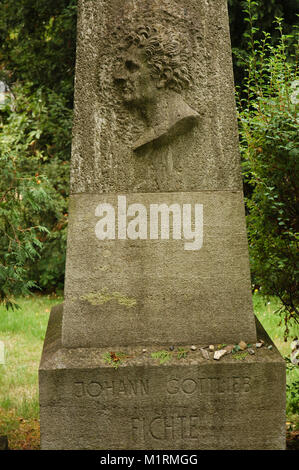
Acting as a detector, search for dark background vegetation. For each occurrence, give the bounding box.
[0,0,298,328]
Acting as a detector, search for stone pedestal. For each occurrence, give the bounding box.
[39,0,286,449]
[40,305,285,450]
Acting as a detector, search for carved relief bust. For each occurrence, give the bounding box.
[114,25,200,153]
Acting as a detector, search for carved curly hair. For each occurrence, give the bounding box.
[125,24,192,93]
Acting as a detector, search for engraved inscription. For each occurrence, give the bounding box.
[166,376,251,395]
[74,376,251,399]
[74,379,149,398]
[132,415,201,441]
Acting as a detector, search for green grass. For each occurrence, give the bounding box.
[0,292,298,448]
[253,293,298,355]
[253,292,299,428]
[0,293,62,449]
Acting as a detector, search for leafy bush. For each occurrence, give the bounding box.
[228,0,298,85]
[0,1,76,304]
[0,84,71,307]
[237,1,299,334]
[0,0,77,103]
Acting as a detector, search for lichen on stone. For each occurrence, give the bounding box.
[80,287,137,309]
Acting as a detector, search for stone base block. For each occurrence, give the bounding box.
[62,191,257,349]
[39,305,286,450]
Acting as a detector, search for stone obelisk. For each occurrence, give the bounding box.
[39,0,286,449]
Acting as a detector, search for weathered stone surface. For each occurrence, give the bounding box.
[40,305,286,450]
[62,191,256,348]
[71,0,242,194]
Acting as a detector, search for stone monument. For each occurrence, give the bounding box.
[39,0,286,449]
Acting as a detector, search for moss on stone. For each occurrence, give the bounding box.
[232,351,249,361]
[81,288,137,309]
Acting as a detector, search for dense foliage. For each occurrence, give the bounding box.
[0,0,77,102]
[0,1,76,306]
[228,0,298,84]
[0,84,71,308]
[237,3,298,331]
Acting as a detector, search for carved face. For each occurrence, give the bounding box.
[114,45,158,106]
